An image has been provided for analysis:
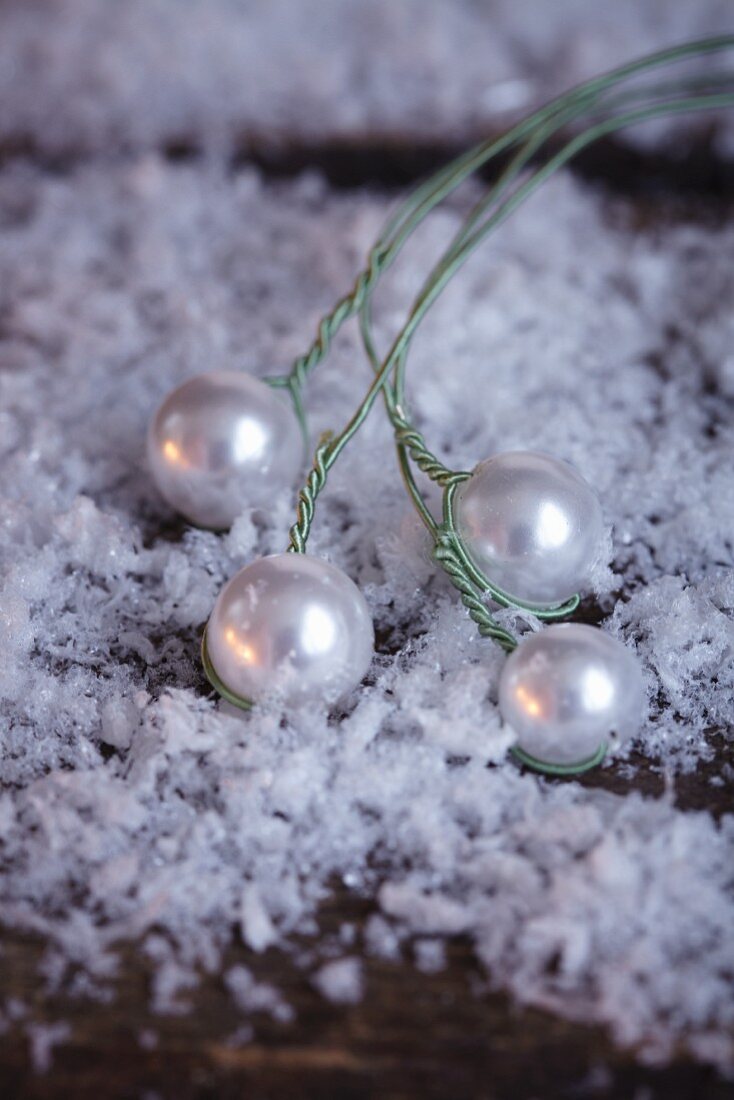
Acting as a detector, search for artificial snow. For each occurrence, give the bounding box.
[312,958,364,1005]
[0,150,733,1070]
[225,965,294,1023]
[26,1021,72,1075]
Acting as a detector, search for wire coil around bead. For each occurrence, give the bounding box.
[201,627,254,712]
[511,741,608,776]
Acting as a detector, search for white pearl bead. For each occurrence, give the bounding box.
[499,623,644,767]
[455,451,604,607]
[148,371,302,529]
[206,553,374,707]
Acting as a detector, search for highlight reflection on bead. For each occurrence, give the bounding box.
[455,451,605,607]
[147,371,302,530]
[498,623,644,767]
[205,553,374,707]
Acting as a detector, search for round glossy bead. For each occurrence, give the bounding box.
[147,371,302,530]
[498,623,644,766]
[455,451,605,607]
[206,553,374,707]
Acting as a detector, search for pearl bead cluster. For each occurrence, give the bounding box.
[148,370,644,774]
[143,43,734,774]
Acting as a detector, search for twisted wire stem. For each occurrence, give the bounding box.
[287,433,333,553]
[289,256,386,391]
[273,248,393,550]
[432,527,518,652]
[268,245,389,399]
[392,413,460,487]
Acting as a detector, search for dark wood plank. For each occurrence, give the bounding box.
[1,742,732,1100]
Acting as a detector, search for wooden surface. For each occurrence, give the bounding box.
[1,867,733,1100]
[2,832,733,1100]
[2,742,732,1099]
[1,132,733,1099]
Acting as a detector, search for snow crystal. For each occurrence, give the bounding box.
[312,958,364,1005]
[137,1028,159,1051]
[0,146,732,1071]
[224,1023,254,1048]
[225,965,293,1023]
[26,1020,72,1074]
[364,915,403,961]
[239,884,279,954]
[414,939,446,975]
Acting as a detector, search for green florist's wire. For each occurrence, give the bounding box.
[389,86,734,450]
[372,37,734,252]
[283,38,734,570]
[269,35,734,432]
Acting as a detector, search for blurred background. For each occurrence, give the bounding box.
[2,0,733,164]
